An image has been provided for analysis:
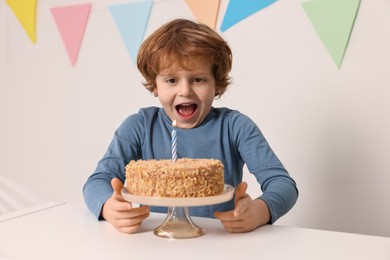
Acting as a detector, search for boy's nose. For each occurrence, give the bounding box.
[178,82,192,97]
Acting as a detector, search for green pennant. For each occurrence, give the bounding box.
[301,0,361,68]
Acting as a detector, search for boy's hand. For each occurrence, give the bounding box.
[101,178,150,234]
[214,182,270,233]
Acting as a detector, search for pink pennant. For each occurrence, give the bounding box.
[50,4,91,66]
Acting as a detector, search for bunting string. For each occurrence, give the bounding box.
[38,0,177,10]
[5,4,10,64]
[4,0,361,68]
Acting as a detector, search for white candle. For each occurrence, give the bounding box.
[171,120,177,162]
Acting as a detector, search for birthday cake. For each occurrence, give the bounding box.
[125,158,224,198]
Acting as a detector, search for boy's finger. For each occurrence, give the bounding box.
[111,178,133,210]
[234,182,248,205]
[233,197,250,217]
[111,178,124,195]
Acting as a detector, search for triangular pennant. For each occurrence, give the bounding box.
[301,0,361,68]
[184,0,221,30]
[220,0,278,32]
[5,0,37,43]
[109,0,154,65]
[50,4,92,66]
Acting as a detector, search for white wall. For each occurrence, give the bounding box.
[1,0,389,237]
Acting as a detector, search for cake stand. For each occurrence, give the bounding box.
[121,184,234,239]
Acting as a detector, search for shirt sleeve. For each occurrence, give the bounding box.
[82,113,145,219]
[232,112,298,223]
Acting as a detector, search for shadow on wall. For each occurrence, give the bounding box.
[0,175,47,215]
[308,119,390,236]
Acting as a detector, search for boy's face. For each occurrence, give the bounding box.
[155,57,216,129]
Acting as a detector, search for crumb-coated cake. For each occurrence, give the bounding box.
[125,158,224,198]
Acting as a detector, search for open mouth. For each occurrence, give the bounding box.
[176,103,198,119]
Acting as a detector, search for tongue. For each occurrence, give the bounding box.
[178,104,196,117]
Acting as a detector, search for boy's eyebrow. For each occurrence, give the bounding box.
[156,72,175,77]
[158,72,211,77]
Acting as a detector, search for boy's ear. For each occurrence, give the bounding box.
[214,87,221,97]
[153,88,158,97]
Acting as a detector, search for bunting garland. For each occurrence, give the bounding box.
[50,4,92,66]
[184,0,221,30]
[301,0,361,68]
[5,0,37,43]
[4,0,362,68]
[220,0,278,32]
[109,0,154,65]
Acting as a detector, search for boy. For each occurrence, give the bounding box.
[83,19,298,234]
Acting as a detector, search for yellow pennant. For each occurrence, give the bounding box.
[6,0,37,43]
[184,0,221,30]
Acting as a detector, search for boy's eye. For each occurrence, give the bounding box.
[166,78,177,84]
[193,77,204,83]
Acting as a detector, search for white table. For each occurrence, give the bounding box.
[0,202,389,260]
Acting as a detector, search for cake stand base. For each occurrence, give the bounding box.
[121,184,235,239]
[153,206,203,239]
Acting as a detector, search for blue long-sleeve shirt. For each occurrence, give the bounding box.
[83,107,298,223]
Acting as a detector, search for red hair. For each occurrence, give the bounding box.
[137,19,232,98]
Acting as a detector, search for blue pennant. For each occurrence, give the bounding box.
[109,0,153,65]
[221,0,278,32]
